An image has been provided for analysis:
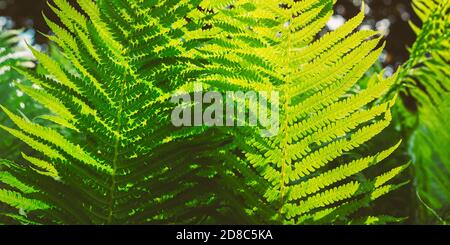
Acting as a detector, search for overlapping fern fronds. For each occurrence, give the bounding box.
[200,0,408,224]
[0,0,411,225]
[398,0,450,224]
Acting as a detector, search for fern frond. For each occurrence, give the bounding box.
[0,0,415,225]
[0,27,43,164]
[396,0,450,224]
[203,0,407,224]
[0,0,222,224]
[0,29,31,80]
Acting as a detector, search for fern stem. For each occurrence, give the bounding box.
[107,79,125,224]
[416,190,447,225]
[279,15,294,220]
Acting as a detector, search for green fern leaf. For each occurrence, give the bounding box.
[202,0,407,224]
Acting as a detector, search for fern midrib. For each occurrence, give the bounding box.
[279,14,294,220]
[107,78,125,225]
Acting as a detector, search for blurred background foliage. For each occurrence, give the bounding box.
[0,0,448,224]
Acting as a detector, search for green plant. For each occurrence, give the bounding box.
[396,0,450,224]
[0,28,41,161]
[0,0,224,224]
[0,0,414,224]
[199,0,408,224]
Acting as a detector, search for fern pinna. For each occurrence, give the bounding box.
[198,0,408,224]
[0,0,408,224]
